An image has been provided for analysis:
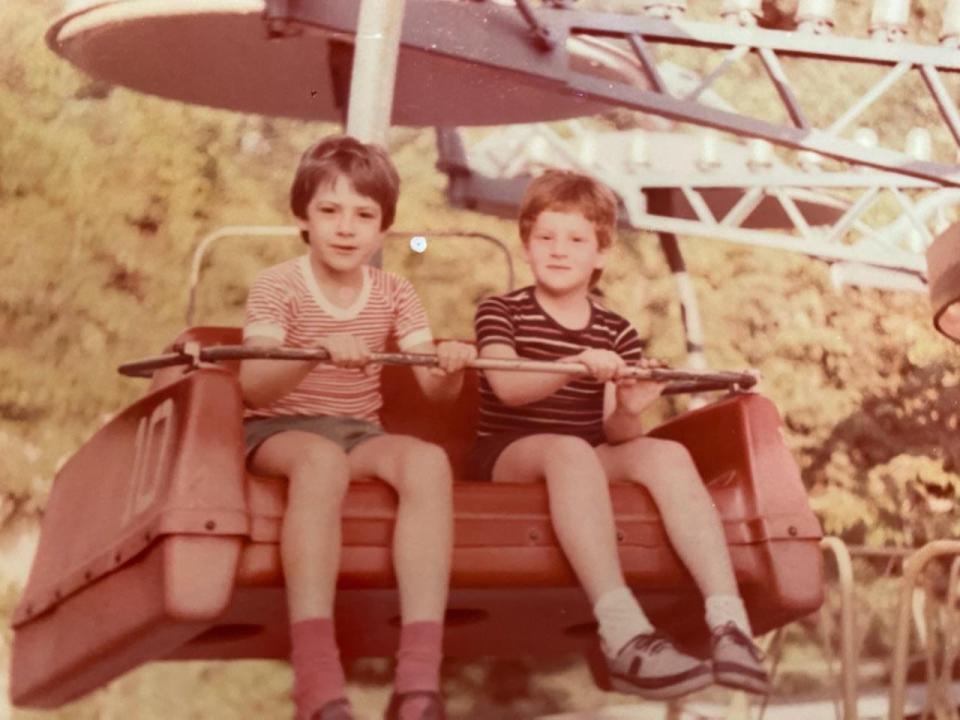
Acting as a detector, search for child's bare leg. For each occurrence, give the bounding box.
[596,437,769,694]
[494,434,711,698]
[492,434,625,602]
[251,432,351,619]
[596,437,739,601]
[348,435,453,621]
[347,434,453,711]
[250,431,352,719]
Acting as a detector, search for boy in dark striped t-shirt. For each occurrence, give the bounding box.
[470,170,769,699]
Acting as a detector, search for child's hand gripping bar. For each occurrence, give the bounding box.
[118,344,759,394]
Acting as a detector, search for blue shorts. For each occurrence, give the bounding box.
[242,414,384,464]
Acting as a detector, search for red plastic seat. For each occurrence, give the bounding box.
[10,326,823,709]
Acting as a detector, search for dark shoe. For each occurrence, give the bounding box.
[606,631,712,700]
[309,697,354,720]
[384,690,446,720]
[711,622,771,695]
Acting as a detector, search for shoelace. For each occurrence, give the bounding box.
[713,622,764,662]
[626,630,674,656]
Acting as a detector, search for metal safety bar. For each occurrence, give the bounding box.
[117,343,759,393]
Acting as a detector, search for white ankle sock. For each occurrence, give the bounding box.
[705,595,752,635]
[593,586,655,656]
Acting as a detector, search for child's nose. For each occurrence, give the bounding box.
[337,214,355,234]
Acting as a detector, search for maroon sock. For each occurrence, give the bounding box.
[395,621,443,694]
[290,618,346,719]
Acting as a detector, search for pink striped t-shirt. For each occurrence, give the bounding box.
[243,255,433,423]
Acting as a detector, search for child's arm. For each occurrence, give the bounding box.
[602,359,668,443]
[238,336,313,409]
[408,340,476,402]
[241,265,379,408]
[481,343,622,406]
[240,267,319,408]
[239,333,372,408]
[475,295,625,405]
[390,275,476,402]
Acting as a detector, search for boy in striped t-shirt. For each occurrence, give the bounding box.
[239,136,475,720]
[470,170,769,700]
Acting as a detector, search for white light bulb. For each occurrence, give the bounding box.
[853,127,879,148]
[905,127,932,161]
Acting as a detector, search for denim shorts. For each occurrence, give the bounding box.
[242,414,384,463]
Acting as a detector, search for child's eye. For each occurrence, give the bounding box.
[318,205,337,214]
[359,211,378,220]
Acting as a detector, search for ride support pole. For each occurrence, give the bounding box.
[346,0,406,146]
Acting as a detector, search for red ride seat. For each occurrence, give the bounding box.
[9,326,823,709]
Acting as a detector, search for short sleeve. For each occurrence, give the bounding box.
[475,296,516,350]
[392,277,433,350]
[243,270,292,343]
[614,321,645,363]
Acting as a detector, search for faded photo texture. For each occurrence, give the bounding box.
[3,0,960,718]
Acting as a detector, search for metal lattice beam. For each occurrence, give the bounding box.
[457,124,953,284]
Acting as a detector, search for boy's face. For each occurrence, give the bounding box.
[297,174,385,278]
[522,209,607,296]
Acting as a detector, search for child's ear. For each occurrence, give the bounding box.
[295,215,309,232]
[520,240,532,264]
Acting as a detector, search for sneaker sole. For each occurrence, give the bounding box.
[714,662,770,696]
[609,665,713,700]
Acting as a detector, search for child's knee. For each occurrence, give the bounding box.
[653,439,696,470]
[397,441,453,490]
[622,438,695,484]
[292,442,351,490]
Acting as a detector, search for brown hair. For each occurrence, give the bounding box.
[518,169,618,286]
[290,135,400,242]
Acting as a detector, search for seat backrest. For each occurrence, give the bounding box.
[380,363,479,479]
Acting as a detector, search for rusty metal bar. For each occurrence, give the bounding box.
[118,345,760,391]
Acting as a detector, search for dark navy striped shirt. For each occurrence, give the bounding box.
[474,286,645,444]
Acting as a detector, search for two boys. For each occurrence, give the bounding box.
[240,136,767,719]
